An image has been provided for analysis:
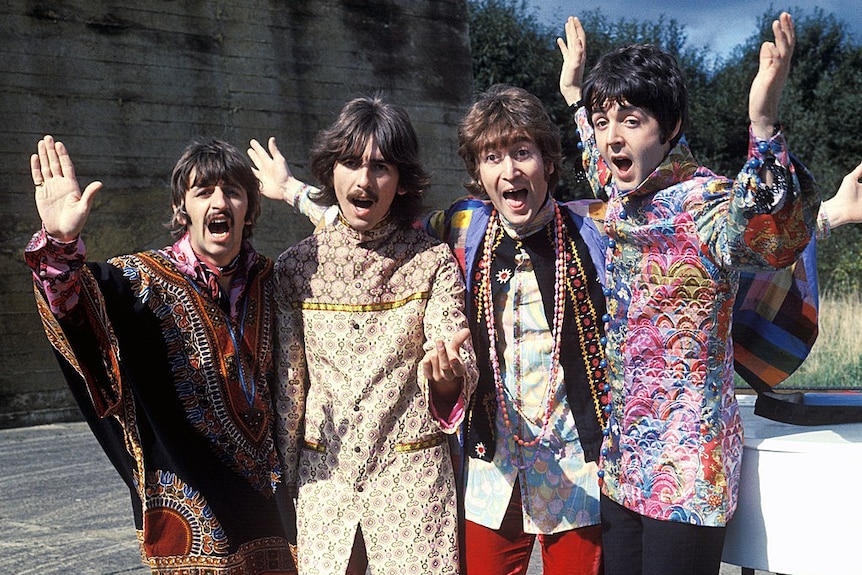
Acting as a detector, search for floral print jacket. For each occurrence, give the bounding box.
[576,107,819,526]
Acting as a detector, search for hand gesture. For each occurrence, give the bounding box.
[31,135,102,243]
[557,16,587,106]
[822,160,862,230]
[422,328,472,404]
[248,137,299,204]
[749,12,795,138]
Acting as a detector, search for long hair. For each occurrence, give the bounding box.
[458,84,562,196]
[167,139,261,240]
[309,95,429,228]
[583,44,688,146]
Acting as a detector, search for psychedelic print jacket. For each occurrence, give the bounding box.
[575,107,820,526]
[425,198,610,466]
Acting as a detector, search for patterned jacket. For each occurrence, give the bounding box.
[425,198,610,464]
[575,107,820,526]
[273,217,478,574]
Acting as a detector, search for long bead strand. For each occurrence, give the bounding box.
[482,204,566,448]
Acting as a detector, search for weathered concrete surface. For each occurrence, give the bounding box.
[0,0,474,429]
[0,422,148,574]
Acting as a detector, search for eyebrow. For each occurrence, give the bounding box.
[592,99,641,114]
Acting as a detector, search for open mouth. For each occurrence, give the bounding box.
[502,188,528,202]
[207,216,231,236]
[612,158,633,173]
[351,198,374,209]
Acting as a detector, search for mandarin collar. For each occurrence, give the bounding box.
[616,140,700,200]
[335,212,398,245]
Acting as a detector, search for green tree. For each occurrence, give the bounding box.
[468,1,862,293]
[467,0,711,199]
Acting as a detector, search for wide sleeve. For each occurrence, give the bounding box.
[691,128,819,272]
[272,255,308,493]
[422,197,489,275]
[574,105,614,200]
[731,159,824,390]
[420,245,479,433]
[25,229,125,417]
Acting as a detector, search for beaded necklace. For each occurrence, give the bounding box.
[481,204,566,448]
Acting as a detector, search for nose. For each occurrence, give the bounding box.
[211,185,228,207]
[606,123,623,147]
[501,155,520,179]
[356,164,372,189]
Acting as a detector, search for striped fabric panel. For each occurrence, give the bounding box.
[732,239,819,391]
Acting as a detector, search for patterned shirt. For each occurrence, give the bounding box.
[463,232,600,533]
[273,215,478,574]
[576,107,819,526]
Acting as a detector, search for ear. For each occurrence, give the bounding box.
[545,161,555,178]
[396,186,407,196]
[173,204,187,225]
[669,118,683,143]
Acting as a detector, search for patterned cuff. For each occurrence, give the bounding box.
[289,183,315,211]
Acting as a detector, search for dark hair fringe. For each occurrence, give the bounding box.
[309,95,429,228]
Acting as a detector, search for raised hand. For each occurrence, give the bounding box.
[822,160,862,230]
[557,16,587,106]
[749,12,795,138]
[248,137,299,204]
[31,135,102,243]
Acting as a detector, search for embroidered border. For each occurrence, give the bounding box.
[302,434,446,454]
[296,291,430,312]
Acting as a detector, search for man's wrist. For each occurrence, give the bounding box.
[561,88,582,108]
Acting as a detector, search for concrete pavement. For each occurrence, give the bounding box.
[0,422,148,574]
[0,421,764,574]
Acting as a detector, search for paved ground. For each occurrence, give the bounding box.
[0,421,768,574]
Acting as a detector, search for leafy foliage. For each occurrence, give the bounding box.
[468,0,862,294]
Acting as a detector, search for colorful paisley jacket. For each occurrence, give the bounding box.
[576,108,820,526]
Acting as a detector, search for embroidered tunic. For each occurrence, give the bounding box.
[25,231,297,574]
[273,217,478,574]
[576,108,819,526]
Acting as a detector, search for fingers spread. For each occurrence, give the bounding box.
[57,141,77,181]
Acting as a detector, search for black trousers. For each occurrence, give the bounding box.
[600,494,727,575]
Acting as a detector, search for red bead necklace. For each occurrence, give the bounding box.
[481,204,566,448]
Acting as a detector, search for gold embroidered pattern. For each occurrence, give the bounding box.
[296,291,430,312]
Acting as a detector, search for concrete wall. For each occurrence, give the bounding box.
[0,0,473,428]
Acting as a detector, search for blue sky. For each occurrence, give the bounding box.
[525,0,862,59]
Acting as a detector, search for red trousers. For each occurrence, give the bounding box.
[464,485,603,575]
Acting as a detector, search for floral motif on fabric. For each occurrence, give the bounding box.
[273,219,477,575]
[593,126,809,527]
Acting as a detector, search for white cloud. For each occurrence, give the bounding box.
[529,0,861,58]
